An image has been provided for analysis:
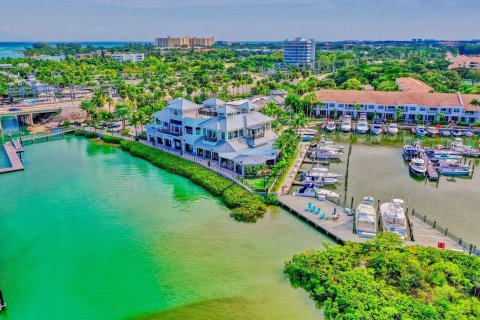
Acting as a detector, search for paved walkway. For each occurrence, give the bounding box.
[279,142,310,194]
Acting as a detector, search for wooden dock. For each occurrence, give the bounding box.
[423,155,439,180]
[278,195,370,244]
[278,194,466,251]
[17,128,77,144]
[0,142,24,174]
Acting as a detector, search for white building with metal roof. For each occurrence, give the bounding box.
[146,98,279,175]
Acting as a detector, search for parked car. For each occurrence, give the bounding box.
[97,121,107,127]
[107,122,121,128]
[8,107,20,111]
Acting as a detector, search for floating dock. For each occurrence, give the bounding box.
[0,142,24,174]
[422,155,439,180]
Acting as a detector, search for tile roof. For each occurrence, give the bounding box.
[313,89,480,111]
[396,77,433,93]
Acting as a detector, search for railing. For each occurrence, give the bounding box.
[409,208,480,256]
[158,128,183,136]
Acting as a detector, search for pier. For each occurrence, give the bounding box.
[0,142,24,174]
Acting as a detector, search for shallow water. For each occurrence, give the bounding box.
[0,137,329,320]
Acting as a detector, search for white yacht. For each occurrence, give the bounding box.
[355,197,377,236]
[387,123,399,135]
[380,199,407,239]
[356,119,369,134]
[325,120,336,132]
[371,123,383,135]
[409,158,427,177]
[340,116,352,132]
[296,184,340,199]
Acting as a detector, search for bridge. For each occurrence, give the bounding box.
[0,101,78,130]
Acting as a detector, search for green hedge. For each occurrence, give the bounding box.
[119,140,266,222]
[84,131,98,139]
[101,135,123,144]
[74,129,85,136]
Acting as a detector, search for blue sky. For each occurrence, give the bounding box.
[1,0,479,41]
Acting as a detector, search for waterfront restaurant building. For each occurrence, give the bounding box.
[145,98,279,175]
[313,90,480,124]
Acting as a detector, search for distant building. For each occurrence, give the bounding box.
[155,36,215,48]
[283,38,316,66]
[111,53,144,63]
[312,89,480,124]
[396,77,433,93]
[446,53,480,69]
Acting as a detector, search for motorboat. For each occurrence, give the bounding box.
[387,123,399,135]
[295,184,340,199]
[436,163,472,176]
[309,149,342,160]
[316,141,345,152]
[426,126,439,136]
[440,129,451,137]
[355,196,377,236]
[356,120,369,134]
[464,129,474,138]
[299,174,339,186]
[427,150,463,162]
[403,145,419,162]
[298,128,317,141]
[409,158,427,176]
[303,167,342,179]
[415,126,427,137]
[449,138,480,157]
[340,116,352,132]
[371,123,383,135]
[452,129,463,137]
[380,199,407,239]
[325,120,336,132]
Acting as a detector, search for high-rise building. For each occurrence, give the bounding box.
[155,36,215,48]
[283,38,316,66]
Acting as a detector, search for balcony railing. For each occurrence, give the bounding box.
[158,128,183,136]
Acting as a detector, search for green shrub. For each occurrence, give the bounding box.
[263,194,279,205]
[101,135,123,144]
[84,132,98,139]
[74,129,85,136]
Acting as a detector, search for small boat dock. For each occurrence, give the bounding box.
[422,154,439,180]
[0,142,24,174]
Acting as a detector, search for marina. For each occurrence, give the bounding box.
[0,142,24,174]
[282,130,480,252]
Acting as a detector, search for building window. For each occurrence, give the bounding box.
[196,127,201,135]
[239,129,244,137]
[155,118,161,125]
[228,132,234,140]
[409,107,416,111]
[419,107,426,112]
[221,132,226,140]
[454,109,461,113]
[185,126,193,134]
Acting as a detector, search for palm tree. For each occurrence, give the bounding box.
[302,93,318,119]
[354,104,363,119]
[138,110,153,134]
[115,103,131,129]
[129,112,141,137]
[106,96,114,113]
[435,111,446,123]
[394,107,403,122]
[80,100,96,122]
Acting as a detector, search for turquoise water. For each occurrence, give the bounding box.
[0,42,152,59]
[0,137,329,320]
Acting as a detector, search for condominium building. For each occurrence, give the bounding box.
[447,53,480,69]
[155,36,215,48]
[110,53,144,63]
[145,97,279,175]
[312,89,480,124]
[283,38,316,66]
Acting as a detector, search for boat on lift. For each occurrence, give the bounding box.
[355,196,377,236]
[415,126,427,137]
[450,138,480,157]
[452,129,463,137]
[356,117,369,134]
[340,116,352,132]
[426,126,439,136]
[440,129,451,137]
[387,123,399,135]
[380,199,407,239]
[409,158,427,176]
[309,149,342,160]
[371,123,383,135]
[325,120,336,132]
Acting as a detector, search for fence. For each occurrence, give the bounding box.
[409,208,479,256]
